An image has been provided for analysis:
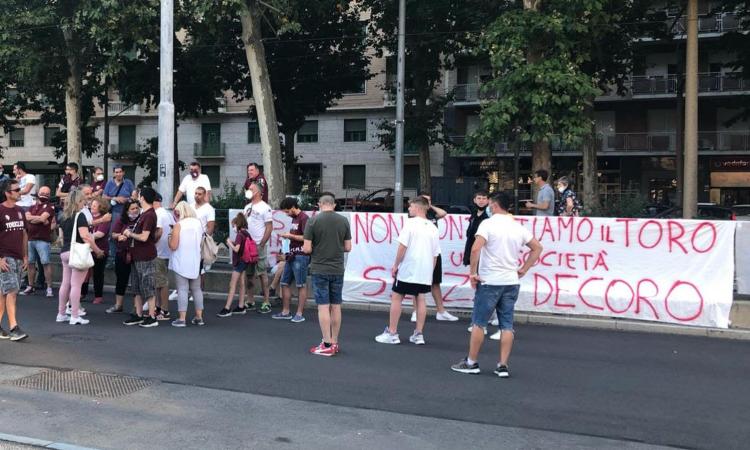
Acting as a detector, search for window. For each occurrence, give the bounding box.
[404,165,420,190]
[297,120,318,143]
[343,165,366,189]
[342,75,367,95]
[122,166,136,183]
[202,165,221,190]
[44,127,60,147]
[247,122,260,144]
[294,163,322,195]
[9,128,24,147]
[344,119,367,142]
[201,123,222,155]
[118,125,136,152]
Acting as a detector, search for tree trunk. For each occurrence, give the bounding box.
[239,1,285,207]
[62,26,82,165]
[580,102,599,214]
[524,0,551,179]
[418,142,431,194]
[283,131,296,194]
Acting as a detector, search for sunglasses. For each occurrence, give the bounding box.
[8,188,21,193]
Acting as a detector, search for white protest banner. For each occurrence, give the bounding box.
[342,213,736,329]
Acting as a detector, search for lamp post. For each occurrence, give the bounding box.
[393,0,406,213]
[158,0,175,205]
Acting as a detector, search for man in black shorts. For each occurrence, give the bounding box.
[375,197,440,345]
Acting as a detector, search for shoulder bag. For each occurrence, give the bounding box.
[69,212,95,270]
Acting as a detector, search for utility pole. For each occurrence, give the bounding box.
[158,0,175,206]
[682,0,698,218]
[393,0,406,213]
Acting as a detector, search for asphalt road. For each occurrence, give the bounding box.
[1,292,749,449]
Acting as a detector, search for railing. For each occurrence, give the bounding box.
[109,144,143,154]
[108,102,141,115]
[615,73,749,96]
[449,131,750,154]
[670,12,739,34]
[453,84,496,103]
[194,142,227,158]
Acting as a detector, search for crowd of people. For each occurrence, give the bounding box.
[0,161,588,377]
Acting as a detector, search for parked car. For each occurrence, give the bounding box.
[336,188,409,212]
[433,204,471,215]
[731,204,750,221]
[655,203,736,220]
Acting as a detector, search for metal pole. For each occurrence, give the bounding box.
[682,0,698,218]
[158,0,175,204]
[393,0,406,213]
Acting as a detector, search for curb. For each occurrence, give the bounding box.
[0,432,99,450]
[56,282,750,341]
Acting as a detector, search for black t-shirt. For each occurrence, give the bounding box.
[426,209,439,228]
[61,213,88,253]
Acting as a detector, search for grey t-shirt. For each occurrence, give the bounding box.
[303,211,352,275]
[535,184,555,216]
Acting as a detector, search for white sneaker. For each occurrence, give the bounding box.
[56,314,69,323]
[489,312,499,327]
[69,316,90,325]
[168,290,178,301]
[375,327,400,344]
[436,311,458,321]
[46,287,54,298]
[409,332,425,345]
[65,305,87,316]
[410,311,417,322]
[467,325,488,335]
[489,330,501,341]
[189,295,194,302]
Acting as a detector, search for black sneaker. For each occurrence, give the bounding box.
[0,327,9,340]
[123,314,144,326]
[231,306,247,316]
[216,308,232,318]
[9,326,28,342]
[156,309,171,321]
[139,316,159,328]
[244,302,256,311]
[494,365,510,378]
[191,317,205,326]
[106,305,124,314]
[451,358,480,374]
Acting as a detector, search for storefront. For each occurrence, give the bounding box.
[708,156,750,206]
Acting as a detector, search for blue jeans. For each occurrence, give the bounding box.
[471,284,520,330]
[311,274,344,305]
[280,255,310,287]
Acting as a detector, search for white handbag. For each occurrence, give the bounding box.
[68,212,95,270]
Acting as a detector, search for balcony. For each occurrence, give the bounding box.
[109,144,144,154]
[388,143,420,157]
[453,84,496,104]
[601,73,750,99]
[670,12,739,35]
[448,131,750,155]
[108,102,141,115]
[193,142,226,158]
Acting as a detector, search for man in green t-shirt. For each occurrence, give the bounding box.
[303,193,351,357]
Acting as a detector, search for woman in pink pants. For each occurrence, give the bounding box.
[57,189,105,325]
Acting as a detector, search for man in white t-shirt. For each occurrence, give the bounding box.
[194,187,216,278]
[13,162,36,210]
[172,161,212,207]
[242,181,273,314]
[153,194,174,320]
[451,192,542,378]
[375,197,440,346]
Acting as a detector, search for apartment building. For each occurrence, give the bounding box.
[0,51,443,204]
[443,2,750,208]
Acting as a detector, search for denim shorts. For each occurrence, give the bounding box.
[28,240,51,265]
[0,257,23,295]
[233,261,247,273]
[471,284,520,331]
[312,274,344,305]
[280,255,310,287]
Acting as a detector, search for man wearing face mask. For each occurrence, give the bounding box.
[172,161,212,208]
[91,167,106,197]
[242,182,273,314]
[21,186,54,298]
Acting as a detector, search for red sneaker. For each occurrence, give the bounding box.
[331,343,340,354]
[310,342,335,357]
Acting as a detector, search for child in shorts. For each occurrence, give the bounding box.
[217,213,250,317]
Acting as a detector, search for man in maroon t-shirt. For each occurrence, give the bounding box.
[243,163,268,203]
[121,187,160,328]
[0,179,29,341]
[274,197,310,322]
[21,186,54,297]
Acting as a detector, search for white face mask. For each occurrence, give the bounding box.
[557,186,566,194]
[96,174,104,182]
[245,190,254,200]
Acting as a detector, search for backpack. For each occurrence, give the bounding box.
[240,230,259,264]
